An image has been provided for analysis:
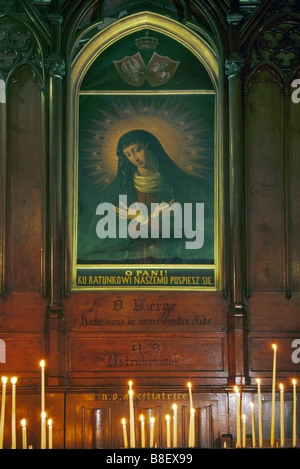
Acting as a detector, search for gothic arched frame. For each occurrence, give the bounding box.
[67,12,223,292]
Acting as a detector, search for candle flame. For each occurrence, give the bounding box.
[292,379,297,386]
[172,404,177,411]
[40,360,45,368]
[42,411,46,419]
[166,414,170,421]
[48,419,52,426]
[272,344,277,351]
[139,415,144,422]
[250,402,254,409]
[242,414,246,421]
[279,383,284,390]
[1,376,7,384]
[187,382,192,389]
[128,380,132,389]
[11,377,17,384]
[191,408,195,415]
[150,417,155,424]
[21,419,26,428]
[256,378,261,384]
[234,386,239,394]
[122,418,126,425]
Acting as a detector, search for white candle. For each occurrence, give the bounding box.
[279,383,284,447]
[292,379,297,447]
[187,382,193,409]
[172,404,177,447]
[21,419,27,449]
[188,408,195,448]
[249,402,256,447]
[48,419,53,449]
[166,415,171,448]
[235,386,241,448]
[149,417,155,448]
[242,414,246,448]
[0,376,7,449]
[270,344,277,447]
[128,381,135,448]
[122,418,128,448]
[40,360,45,415]
[140,415,145,448]
[256,378,263,448]
[41,411,46,449]
[11,377,17,449]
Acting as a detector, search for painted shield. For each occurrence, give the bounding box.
[113,52,146,87]
[147,52,180,86]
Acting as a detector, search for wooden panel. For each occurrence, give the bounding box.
[250,336,300,373]
[245,67,284,291]
[6,68,44,292]
[0,335,43,372]
[68,335,225,373]
[288,75,300,291]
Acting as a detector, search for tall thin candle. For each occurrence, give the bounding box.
[235,386,241,448]
[21,419,27,449]
[270,344,277,447]
[140,415,145,448]
[256,378,263,448]
[0,376,7,449]
[48,419,53,449]
[249,402,256,447]
[279,383,284,447]
[149,417,155,448]
[122,418,128,448]
[41,411,46,449]
[172,404,177,447]
[187,382,193,409]
[40,360,45,415]
[189,408,195,448]
[292,379,297,447]
[242,414,246,448]
[166,415,171,448]
[128,381,135,448]
[11,377,17,449]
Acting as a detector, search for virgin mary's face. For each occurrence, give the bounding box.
[123,141,153,169]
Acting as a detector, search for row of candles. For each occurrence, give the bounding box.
[122,381,195,448]
[234,344,298,448]
[0,360,53,449]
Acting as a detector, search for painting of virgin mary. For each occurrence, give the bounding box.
[77,129,214,265]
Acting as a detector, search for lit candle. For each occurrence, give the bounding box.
[188,408,195,448]
[0,376,7,449]
[149,417,155,448]
[270,344,277,447]
[140,415,145,448]
[292,379,297,447]
[187,382,193,409]
[11,377,17,449]
[256,378,263,448]
[40,360,45,414]
[249,402,256,448]
[41,411,46,449]
[242,414,246,448]
[234,386,241,448]
[122,418,128,448]
[166,415,171,448]
[128,381,135,448]
[172,404,177,447]
[48,419,53,449]
[21,419,27,449]
[279,383,284,447]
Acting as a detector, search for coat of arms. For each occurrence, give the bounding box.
[113,31,180,87]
